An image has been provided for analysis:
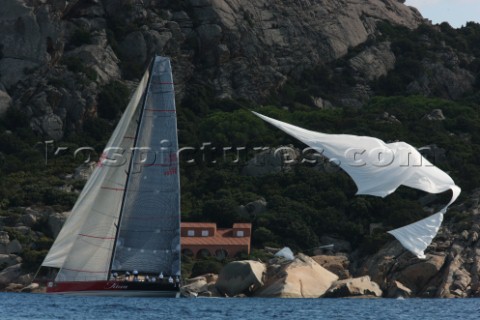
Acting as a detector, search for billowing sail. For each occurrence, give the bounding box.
[253,111,460,258]
[42,57,180,281]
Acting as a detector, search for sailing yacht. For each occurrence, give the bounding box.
[41,56,181,296]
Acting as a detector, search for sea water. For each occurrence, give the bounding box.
[1,292,478,320]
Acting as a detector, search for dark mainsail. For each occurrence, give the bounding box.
[111,57,181,276]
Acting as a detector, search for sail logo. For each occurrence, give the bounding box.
[105,282,129,290]
[164,167,177,176]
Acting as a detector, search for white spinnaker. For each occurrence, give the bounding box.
[41,70,150,281]
[253,112,461,258]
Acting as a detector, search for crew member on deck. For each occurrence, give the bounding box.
[133,270,139,282]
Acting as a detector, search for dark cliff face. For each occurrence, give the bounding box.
[3,0,480,140]
[1,0,478,140]
[0,0,426,139]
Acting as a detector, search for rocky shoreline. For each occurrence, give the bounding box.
[3,188,480,298]
[188,190,480,299]
[181,252,438,298]
[182,254,381,298]
[2,186,480,298]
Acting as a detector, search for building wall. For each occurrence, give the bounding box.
[181,244,249,258]
[181,226,216,237]
[180,223,252,258]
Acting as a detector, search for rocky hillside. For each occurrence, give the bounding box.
[0,0,425,138]
[2,0,480,297]
[1,0,478,137]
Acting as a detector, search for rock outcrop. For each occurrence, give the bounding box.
[312,255,351,279]
[181,273,221,297]
[0,206,71,292]
[325,275,382,298]
[0,0,62,90]
[394,254,446,294]
[386,280,412,298]
[255,254,338,298]
[422,109,446,121]
[236,198,267,218]
[0,264,24,289]
[0,89,12,115]
[180,0,423,100]
[349,42,396,81]
[408,61,475,100]
[0,232,22,255]
[48,211,69,238]
[0,254,22,269]
[355,189,480,298]
[215,260,266,296]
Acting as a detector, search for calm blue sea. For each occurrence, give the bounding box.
[1,293,479,320]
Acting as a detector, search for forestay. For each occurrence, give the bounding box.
[253,112,460,258]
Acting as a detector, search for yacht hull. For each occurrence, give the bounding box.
[46,281,179,297]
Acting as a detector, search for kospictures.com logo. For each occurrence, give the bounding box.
[35,140,441,169]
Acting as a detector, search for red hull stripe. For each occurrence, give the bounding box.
[46,280,179,296]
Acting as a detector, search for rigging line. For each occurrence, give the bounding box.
[31,265,44,287]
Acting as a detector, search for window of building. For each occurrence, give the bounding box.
[201,230,209,237]
[187,230,195,237]
[236,230,244,237]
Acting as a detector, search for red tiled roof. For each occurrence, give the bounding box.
[181,222,217,228]
[181,229,250,246]
[233,223,252,229]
